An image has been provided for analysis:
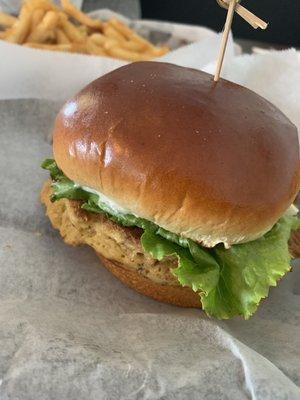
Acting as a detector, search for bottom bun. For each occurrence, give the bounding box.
[97,254,201,308]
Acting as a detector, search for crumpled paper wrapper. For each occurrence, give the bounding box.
[0,11,300,400]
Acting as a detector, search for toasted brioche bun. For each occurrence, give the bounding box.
[53,61,300,247]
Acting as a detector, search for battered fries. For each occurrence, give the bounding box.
[56,28,70,44]
[0,12,18,27]
[59,15,86,43]
[25,42,71,51]
[5,7,31,44]
[0,0,169,61]
[61,0,102,30]
[30,9,45,31]
[27,11,59,43]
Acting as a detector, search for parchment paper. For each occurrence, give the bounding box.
[0,9,238,102]
[0,12,300,400]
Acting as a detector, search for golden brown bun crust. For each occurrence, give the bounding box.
[98,255,201,308]
[53,61,300,247]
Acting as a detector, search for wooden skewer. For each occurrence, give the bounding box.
[214,0,237,82]
[217,1,268,30]
[236,5,268,30]
[214,0,268,81]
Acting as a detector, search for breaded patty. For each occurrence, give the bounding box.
[41,180,180,285]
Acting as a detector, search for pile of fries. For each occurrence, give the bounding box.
[0,0,169,61]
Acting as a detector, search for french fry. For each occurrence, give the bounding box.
[108,18,169,56]
[6,6,32,44]
[59,15,85,43]
[60,0,102,29]
[30,8,45,31]
[1,0,169,60]
[69,42,88,54]
[86,37,106,56]
[77,25,90,38]
[0,12,18,28]
[56,28,70,44]
[102,23,126,42]
[90,33,117,51]
[77,24,88,37]
[103,41,118,51]
[0,30,8,39]
[107,46,154,62]
[41,11,60,30]
[107,18,135,38]
[27,11,59,43]
[26,28,54,43]
[147,46,169,57]
[24,0,59,12]
[121,40,147,52]
[25,42,71,51]
[89,32,106,46]
[108,18,152,49]
[127,31,155,50]
[91,32,147,53]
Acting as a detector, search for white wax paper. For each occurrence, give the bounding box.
[0,11,300,400]
[0,9,238,102]
[203,49,300,134]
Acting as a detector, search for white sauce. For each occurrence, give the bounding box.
[284,203,298,216]
[78,183,298,222]
[81,185,130,215]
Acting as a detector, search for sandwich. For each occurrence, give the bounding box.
[41,61,300,319]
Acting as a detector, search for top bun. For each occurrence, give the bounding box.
[53,62,300,247]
